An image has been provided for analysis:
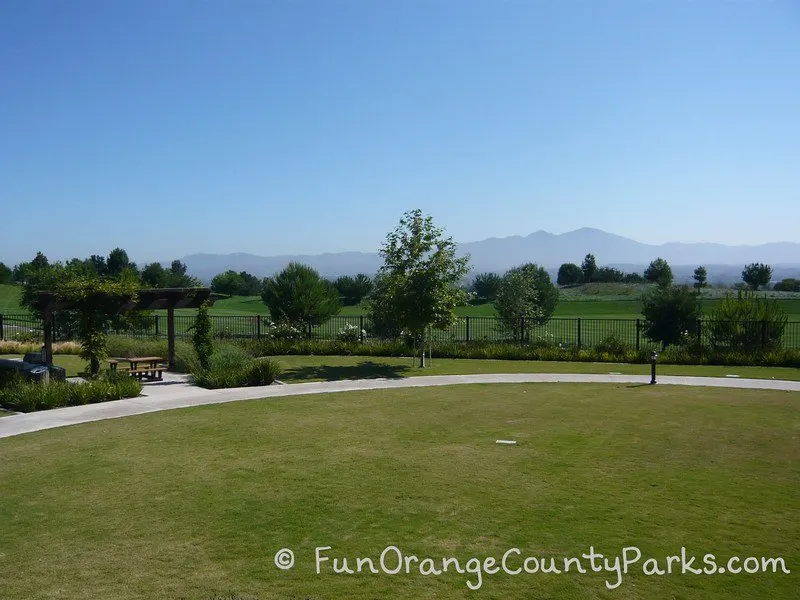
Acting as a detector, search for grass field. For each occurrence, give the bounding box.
[4,283,800,320]
[271,355,800,382]
[0,383,797,599]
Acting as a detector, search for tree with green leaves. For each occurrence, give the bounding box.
[773,278,800,292]
[641,284,701,349]
[261,262,341,328]
[495,263,559,339]
[693,266,708,289]
[106,248,134,277]
[741,263,772,291]
[471,272,503,301]
[581,254,597,284]
[644,257,673,287]
[556,263,583,286]
[333,274,374,306]
[0,262,12,285]
[368,209,470,359]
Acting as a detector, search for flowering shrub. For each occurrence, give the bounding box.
[263,321,305,342]
[336,323,366,343]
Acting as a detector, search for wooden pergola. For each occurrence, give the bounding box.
[33,288,222,370]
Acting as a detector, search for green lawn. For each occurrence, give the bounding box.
[272,354,800,383]
[4,283,800,320]
[0,384,797,599]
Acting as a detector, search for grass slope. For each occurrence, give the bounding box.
[0,384,797,599]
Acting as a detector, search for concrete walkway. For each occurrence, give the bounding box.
[1,372,798,440]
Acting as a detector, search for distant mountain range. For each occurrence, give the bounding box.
[182,228,800,284]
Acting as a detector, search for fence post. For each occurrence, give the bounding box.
[696,319,702,344]
[465,316,470,343]
[577,318,582,350]
[307,319,313,339]
[154,315,160,337]
[359,315,365,343]
[519,317,525,343]
[635,318,640,351]
[257,316,262,339]
[0,313,3,341]
[761,319,767,350]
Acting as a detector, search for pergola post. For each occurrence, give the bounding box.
[167,306,176,370]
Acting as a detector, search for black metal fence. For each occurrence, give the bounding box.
[2,312,800,351]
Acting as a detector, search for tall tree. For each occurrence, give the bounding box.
[693,266,708,289]
[741,263,772,291]
[581,254,597,284]
[471,272,503,301]
[644,257,673,287]
[0,262,13,285]
[641,285,701,349]
[106,248,134,277]
[495,263,559,339]
[557,263,583,286]
[261,262,341,327]
[368,209,470,354]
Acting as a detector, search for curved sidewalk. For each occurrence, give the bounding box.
[1,373,798,440]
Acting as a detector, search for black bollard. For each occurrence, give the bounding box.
[650,350,658,385]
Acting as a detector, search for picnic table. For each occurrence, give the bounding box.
[109,356,167,380]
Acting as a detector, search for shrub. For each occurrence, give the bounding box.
[0,374,142,413]
[263,321,305,342]
[336,323,365,343]
[596,333,628,357]
[707,291,787,351]
[191,345,282,389]
[641,285,701,349]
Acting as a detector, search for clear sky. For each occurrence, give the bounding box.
[1,0,798,265]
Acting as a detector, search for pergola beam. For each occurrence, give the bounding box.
[35,288,221,369]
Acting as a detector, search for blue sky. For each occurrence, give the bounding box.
[1,0,798,265]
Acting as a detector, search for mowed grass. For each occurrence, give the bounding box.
[0,384,797,599]
[3,284,800,319]
[272,354,800,383]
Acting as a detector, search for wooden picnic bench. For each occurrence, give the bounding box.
[110,356,167,380]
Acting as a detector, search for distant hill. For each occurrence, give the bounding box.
[181,228,800,284]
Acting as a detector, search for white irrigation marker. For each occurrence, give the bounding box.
[726,374,741,378]
[608,371,622,375]
[496,440,517,445]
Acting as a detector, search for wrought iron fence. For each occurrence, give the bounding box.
[2,312,799,350]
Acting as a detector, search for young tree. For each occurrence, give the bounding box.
[471,272,503,301]
[367,209,470,357]
[641,285,701,349]
[581,254,597,284]
[190,301,214,371]
[693,266,708,290]
[495,263,559,339]
[644,257,673,287]
[741,263,772,291]
[556,263,583,286]
[622,272,645,284]
[261,262,341,327]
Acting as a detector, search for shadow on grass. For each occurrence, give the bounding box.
[279,361,411,383]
